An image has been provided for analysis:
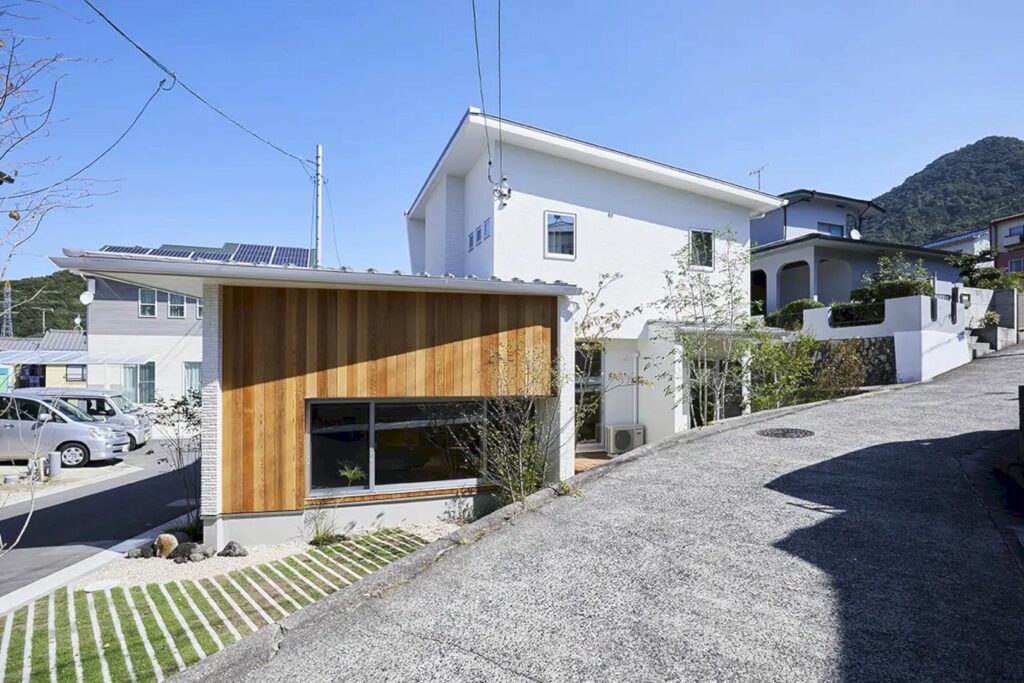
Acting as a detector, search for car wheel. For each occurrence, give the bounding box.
[59,443,90,468]
[128,435,138,451]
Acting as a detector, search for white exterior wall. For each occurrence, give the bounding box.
[803,295,970,383]
[86,334,202,401]
[491,144,753,339]
[463,153,495,277]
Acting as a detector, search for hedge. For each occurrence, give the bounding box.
[850,279,933,304]
[764,298,825,331]
[830,301,885,327]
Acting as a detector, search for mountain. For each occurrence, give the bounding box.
[861,136,1024,245]
[6,270,87,337]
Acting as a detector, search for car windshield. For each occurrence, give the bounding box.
[42,398,99,423]
[109,394,140,413]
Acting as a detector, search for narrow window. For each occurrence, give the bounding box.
[475,226,482,246]
[468,232,474,252]
[483,218,492,239]
[138,288,156,317]
[168,293,185,318]
[183,361,202,396]
[138,362,156,404]
[196,300,204,319]
[544,211,576,259]
[65,365,86,382]
[689,230,715,268]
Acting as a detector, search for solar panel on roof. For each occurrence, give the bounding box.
[101,245,152,255]
[271,246,311,267]
[232,243,274,264]
[149,248,194,258]
[192,251,232,262]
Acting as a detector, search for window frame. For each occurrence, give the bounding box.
[483,217,492,239]
[167,292,186,319]
[196,299,203,319]
[305,397,487,500]
[543,211,577,261]
[65,365,87,383]
[1010,258,1024,273]
[817,221,845,238]
[688,229,715,270]
[467,232,474,252]
[182,361,202,397]
[138,288,157,318]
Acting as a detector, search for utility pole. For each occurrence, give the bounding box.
[314,144,323,268]
[32,307,53,334]
[749,163,768,191]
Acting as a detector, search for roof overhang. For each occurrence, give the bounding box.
[751,233,953,259]
[991,212,1024,226]
[0,350,156,365]
[51,249,580,299]
[778,189,885,219]
[406,109,785,220]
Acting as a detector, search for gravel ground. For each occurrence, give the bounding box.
[74,520,458,590]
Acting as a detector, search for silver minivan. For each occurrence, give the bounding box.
[0,394,131,467]
[14,388,153,450]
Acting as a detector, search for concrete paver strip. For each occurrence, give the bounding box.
[179,347,1024,682]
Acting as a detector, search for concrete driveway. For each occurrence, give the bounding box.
[195,347,1024,682]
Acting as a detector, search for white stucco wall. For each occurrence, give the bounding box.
[490,144,754,339]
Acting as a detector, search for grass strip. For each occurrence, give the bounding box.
[53,590,77,683]
[263,562,315,604]
[379,528,422,550]
[220,575,274,626]
[357,535,404,562]
[180,581,237,646]
[323,544,374,575]
[74,590,104,683]
[164,583,220,656]
[92,589,132,683]
[284,556,336,594]
[309,547,362,582]
[28,597,50,682]
[4,606,26,682]
[237,569,291,619]
[111,588,160,682]
[127,586,180,676]
[144,585,201,666]
[205,577,262,631]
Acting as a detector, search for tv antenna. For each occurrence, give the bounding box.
[748,164,768,191]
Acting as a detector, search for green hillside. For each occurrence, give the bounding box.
[862,136,1024,245]
[7,270,87,337]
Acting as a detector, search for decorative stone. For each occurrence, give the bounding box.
[173,555,189,564]
[168,541,200,560]
[198,544,216,559]
[125,548,142,559]
[188,552,205,563]
[154,533,179,559]
[139,546,155,559]
[217,541,248,558]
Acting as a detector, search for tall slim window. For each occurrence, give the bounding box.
[544,211,576,259]
[122,365,138,403]
[575,344,603,444]
[689,230,714,268]
[138,289,156,317]
[168,293,185,318]
[196,300,204,319]
[138,362,156,403]
[183,361,201,397]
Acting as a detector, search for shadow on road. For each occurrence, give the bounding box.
[0,460,199,551]
[766,429,1024,681]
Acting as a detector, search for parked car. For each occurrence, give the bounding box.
[0,394,131,467]
[14,388,153,450]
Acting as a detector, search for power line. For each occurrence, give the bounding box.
[470,0,495,185]
[496,0,503,181]
[4,78,169,200]
[81,0,314,178]
[325,180,342,269]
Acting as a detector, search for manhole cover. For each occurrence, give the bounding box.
[756,428,815,439]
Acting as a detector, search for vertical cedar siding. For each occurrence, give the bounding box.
[220,286,559,514]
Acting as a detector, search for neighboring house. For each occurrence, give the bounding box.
[922,227,992,256]
[750,189,884,245]
[86,271,204,403]
[750,191,961,313]
[405,109,784,449]
[0,329,88,390]
[991,212,1024,272]
[52,246,576,549]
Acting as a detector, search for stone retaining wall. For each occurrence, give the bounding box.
[814,336,896,386]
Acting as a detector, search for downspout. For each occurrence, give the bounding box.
[632,350,640,425]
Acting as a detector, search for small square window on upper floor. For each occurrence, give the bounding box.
[544,211,576,260]
[138,288,156,318]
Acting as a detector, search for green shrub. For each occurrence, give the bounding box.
[808,340,866,399]
[830,301,885,327]
[764,298,825,331]
[851,279,933,304]
[971,267,1024,291]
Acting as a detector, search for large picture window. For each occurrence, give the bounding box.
[122,362,156,404]
[308,400,483,495]
[544,211,576,259]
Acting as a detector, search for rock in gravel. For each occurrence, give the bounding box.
[169,541,200,560]
[125,548,142,559]
[139,546,155,559]
[188,552,206,563]
[218,540,248,557]
[171,531,192,543]
[198,544,216,559]
[154,533,179,558]
[173,556,189,564]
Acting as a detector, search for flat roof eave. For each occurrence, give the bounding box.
[751,233,954,259]
[51,250,580,299]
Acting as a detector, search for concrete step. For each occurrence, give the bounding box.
[970,341,993,359]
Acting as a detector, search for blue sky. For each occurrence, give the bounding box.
[8,0,1024,278]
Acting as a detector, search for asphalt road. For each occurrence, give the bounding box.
[206,347,1024,682]
[0,442,196,597]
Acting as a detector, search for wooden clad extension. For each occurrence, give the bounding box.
[220,285,559,514]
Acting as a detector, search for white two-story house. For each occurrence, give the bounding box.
[406,109,783,450]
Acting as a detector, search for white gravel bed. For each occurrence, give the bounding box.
[402,520,459,543]
[74,539,311,589]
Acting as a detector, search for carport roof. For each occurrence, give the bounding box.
[751,233,953,259]
[0,350,155,365]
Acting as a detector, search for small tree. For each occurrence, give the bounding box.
[151,390,202,537]
[747,330,816,411]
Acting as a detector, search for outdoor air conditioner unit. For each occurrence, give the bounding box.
[606,424,644,455]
